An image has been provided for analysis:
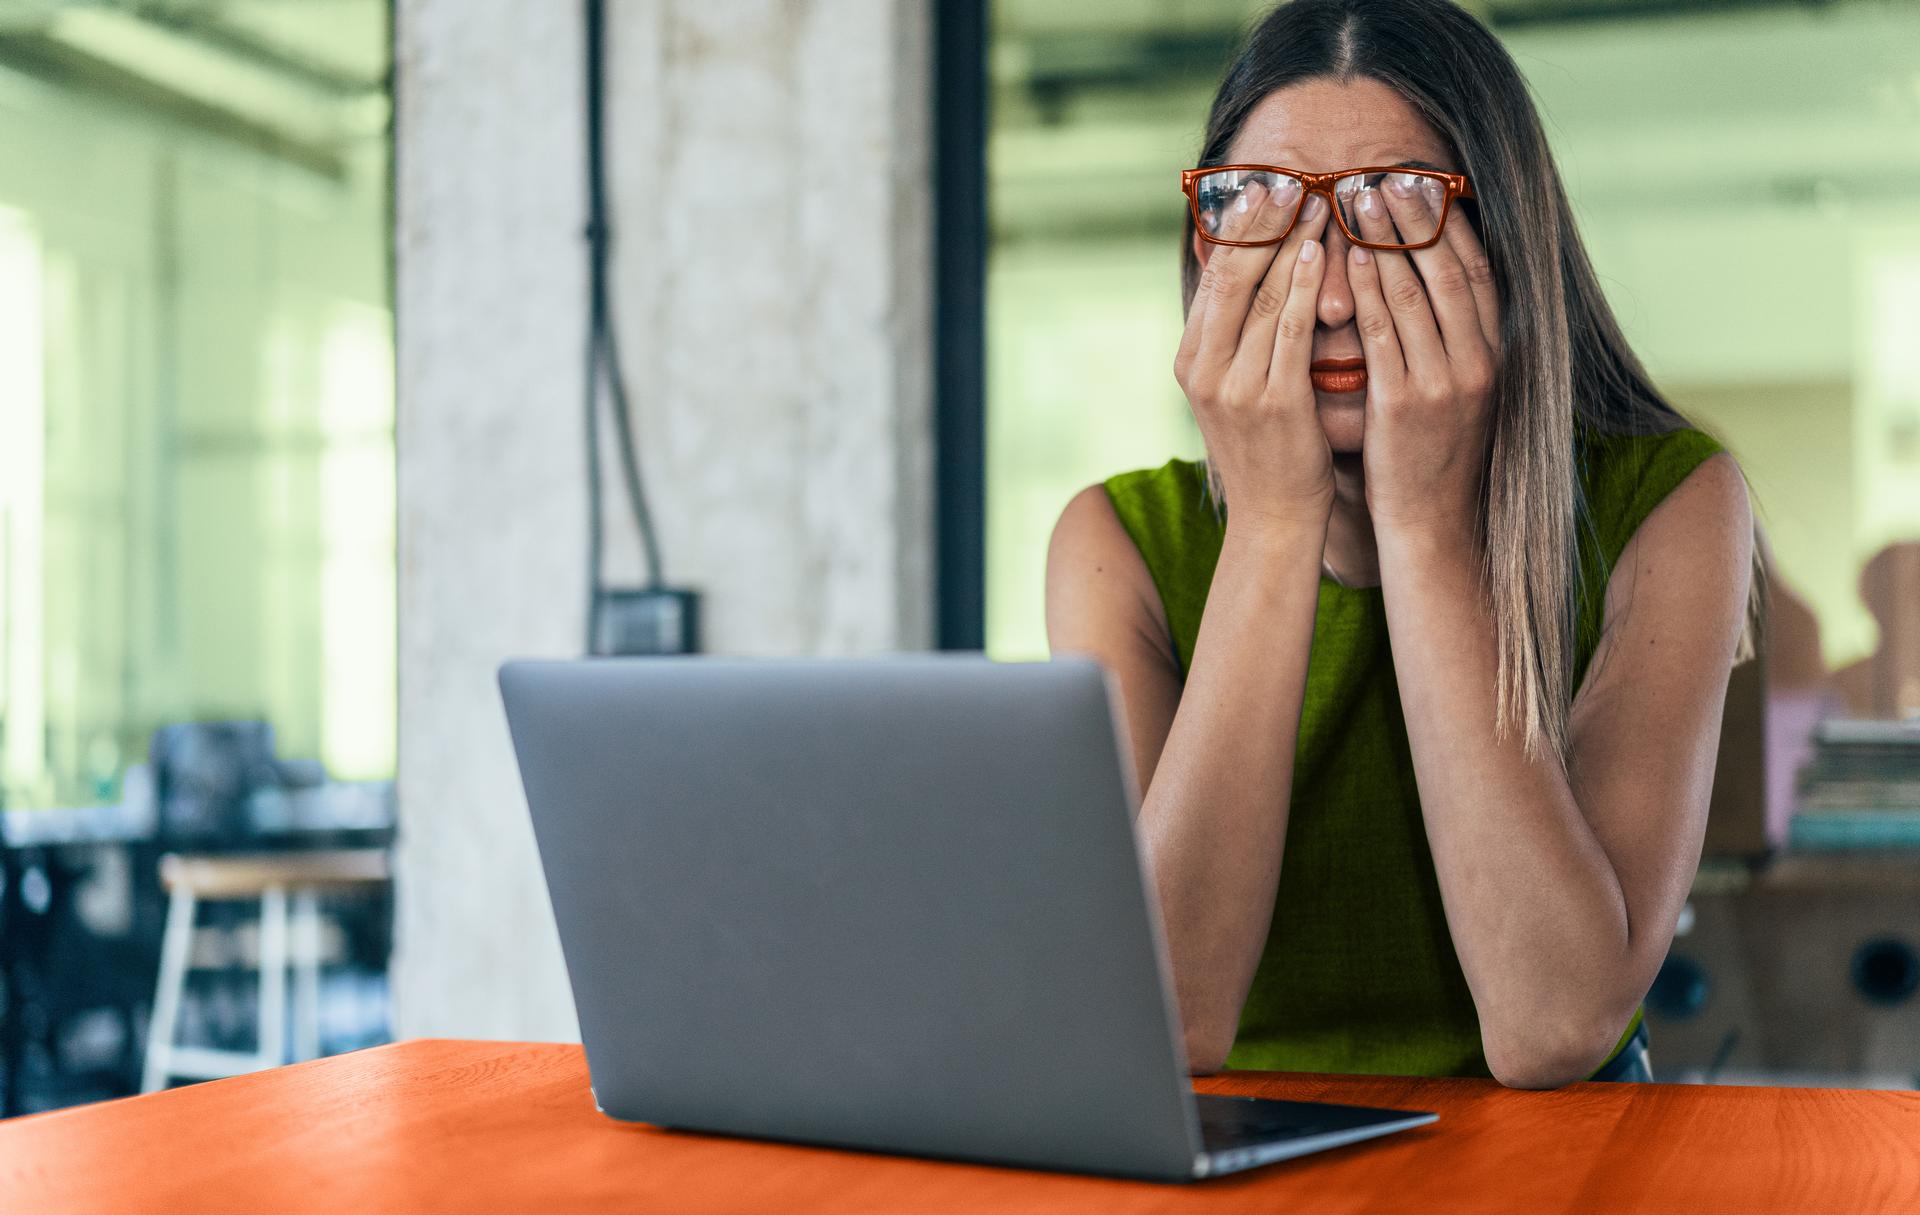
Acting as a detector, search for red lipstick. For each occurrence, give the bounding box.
[1309,355,1366,394]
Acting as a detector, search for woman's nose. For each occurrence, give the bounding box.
[1313,203,1357,330]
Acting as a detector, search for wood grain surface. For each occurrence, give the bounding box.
[2,1039,1915,1213]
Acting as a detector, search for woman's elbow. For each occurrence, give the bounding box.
[1483,1021,1618,1090]
[1183,1026,1234,1076]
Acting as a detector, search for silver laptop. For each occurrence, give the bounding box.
[499,654,1436,1182]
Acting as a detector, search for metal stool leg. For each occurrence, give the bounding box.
[292,888,323,1062]
[143,884,198,1093]
[256,886,288,1070]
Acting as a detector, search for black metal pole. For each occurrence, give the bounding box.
[1,841,22,1116]
[933,0,988,651]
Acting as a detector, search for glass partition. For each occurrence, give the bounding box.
[0,1,394,811]
[0,1,394,1114]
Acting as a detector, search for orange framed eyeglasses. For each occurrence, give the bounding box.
[1181,164,1476,251]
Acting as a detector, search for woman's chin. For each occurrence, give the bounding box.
[1316,393,1366,455]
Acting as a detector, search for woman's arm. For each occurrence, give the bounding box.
[1373,456,1751,1088]
[1045,182,1338,1073]
[1046,486,1323,1074]
[1342,178,1754,1087]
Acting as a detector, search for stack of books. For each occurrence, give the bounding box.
[1789,718,1920,850]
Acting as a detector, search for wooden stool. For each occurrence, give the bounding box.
[142,849,390,1092]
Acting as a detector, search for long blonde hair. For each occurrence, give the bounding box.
[1183,0,1761,763]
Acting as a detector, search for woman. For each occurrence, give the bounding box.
[1045,0,1758,1089]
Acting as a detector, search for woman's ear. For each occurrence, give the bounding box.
[1193,231,1213,270]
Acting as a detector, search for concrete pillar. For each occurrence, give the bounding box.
[393,0,934,1041]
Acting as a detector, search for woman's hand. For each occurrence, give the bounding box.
[1345,175,1502,539]
[1174,180,1336,534]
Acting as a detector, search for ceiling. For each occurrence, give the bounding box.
[0,0,389,179]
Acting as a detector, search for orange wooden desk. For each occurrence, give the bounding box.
[4,1038,1917,1213]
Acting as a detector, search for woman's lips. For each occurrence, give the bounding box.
[1309,356,1366,394]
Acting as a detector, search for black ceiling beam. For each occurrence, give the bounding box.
[0,29,347,179]
[130,3,385,98]
[1003,0,1850,100]
[1486,0,1840,29]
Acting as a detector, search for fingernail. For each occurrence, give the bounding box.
[1388,174,1415,197]
[1303,194,1326,221]
[1236,192,1249,214]
[1352,245,1372,265]
[1359,188,1380,215]
[1300,239,1319,263]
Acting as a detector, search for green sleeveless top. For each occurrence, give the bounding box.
[1102,427,1724,1079]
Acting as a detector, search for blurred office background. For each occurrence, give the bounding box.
[0,0,394,1112]
[2,0,1916,1114]
[984,0,1920,1088]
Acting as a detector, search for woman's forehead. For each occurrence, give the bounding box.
[1226,78,1455,172]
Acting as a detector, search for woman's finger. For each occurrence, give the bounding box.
[1176,181,1280,380]
[1355,180,1447,376]
[1232,193,1330,387]
[1346,241,1406,398]
[1185,178,1303,379]
[1436,190,1502,355]
[1266,229,1329,397]
[1394,177,1489,369]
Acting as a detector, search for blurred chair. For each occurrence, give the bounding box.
[141,849,390,1093]
[147,722,327,848]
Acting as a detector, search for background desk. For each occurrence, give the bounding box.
[3,1038,1916,1213]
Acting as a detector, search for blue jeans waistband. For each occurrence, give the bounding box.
[1587,1020,1652,1083]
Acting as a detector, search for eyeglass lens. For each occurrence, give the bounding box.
[1194,169,1451,248]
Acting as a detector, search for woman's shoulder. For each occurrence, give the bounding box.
[1103,454,1210,501]
[1101,456,1220,549]
[1577,423,1732,566]
[1579,422,1726,490]
[1085,457,1226,677]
